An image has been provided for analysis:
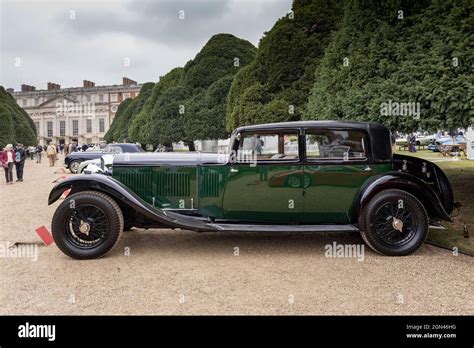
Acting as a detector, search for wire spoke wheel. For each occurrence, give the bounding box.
[374,201,417,246]
[360,189,428,256]
[64,204,110,248]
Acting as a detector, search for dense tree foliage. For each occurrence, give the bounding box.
[226,0,344,130]
[0,86,37,148]
[128,68,184,144]
[102,0,473,145]
[305,0,474,132]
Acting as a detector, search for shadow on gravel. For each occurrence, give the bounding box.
[111,229,438,258]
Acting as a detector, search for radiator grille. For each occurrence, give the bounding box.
[200,171,220,197]
[115,172,154,197]
[156,172,190,197]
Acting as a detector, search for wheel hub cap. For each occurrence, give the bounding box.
[392,217,404,232]
[79,220,91,235]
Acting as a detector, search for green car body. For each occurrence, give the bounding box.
[111,161,393,224]
[49,121,455,259]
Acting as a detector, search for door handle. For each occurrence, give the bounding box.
[364,166,372,171]
[230,168,239,174]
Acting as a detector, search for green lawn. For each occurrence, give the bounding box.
[395,149,473,255]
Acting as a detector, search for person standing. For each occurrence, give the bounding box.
[1,144,15,184]
[14,143,26,182]
[409,134,417,153]
[47,143,57,166]
[36,144,43,163]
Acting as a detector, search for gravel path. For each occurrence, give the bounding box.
[0,156,472,315]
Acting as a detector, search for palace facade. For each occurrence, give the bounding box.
[9,77,142,145]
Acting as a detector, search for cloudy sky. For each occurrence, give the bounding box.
[0,0,292,91]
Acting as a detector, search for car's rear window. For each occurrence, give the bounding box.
[305,130,367,161]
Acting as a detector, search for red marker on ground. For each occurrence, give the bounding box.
[35,226,54,246]
[63,189,71,197]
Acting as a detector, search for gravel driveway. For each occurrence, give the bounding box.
[1,156,472,315]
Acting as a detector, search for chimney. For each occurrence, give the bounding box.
[47,82,60,90]
[83,80,95,88]
[122,77,137,86]
[21,84,36,92]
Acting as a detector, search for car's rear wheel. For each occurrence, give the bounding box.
[360,189,428,256]
[69,160,81,174]
[51,191,123,259]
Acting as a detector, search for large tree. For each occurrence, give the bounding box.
[226,0,344,130]
[0,86,37,148]
[130,33,256,147]
[128,68,184,144]
[304,0,473,132]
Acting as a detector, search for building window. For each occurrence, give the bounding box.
[123,92,131,99]
[86,95,91,102]
[99,118,105,133]
[59,120,66,137]
[23,99,27,106]
[34,97,40,105]
[47,121,53,137]
[86,119,92,133]
[98,94,104,102]
[72,120,79,136]
[110,94,118,102]
[34,122,40,134]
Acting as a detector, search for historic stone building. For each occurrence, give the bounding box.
[10,77,142,145]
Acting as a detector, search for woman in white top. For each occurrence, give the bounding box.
[1,144,16,184]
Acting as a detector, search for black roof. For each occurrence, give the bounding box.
[234,120,388,133]
[234,120,393,162]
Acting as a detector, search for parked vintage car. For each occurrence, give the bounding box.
[48,121,455,259]
[64,143,143,173]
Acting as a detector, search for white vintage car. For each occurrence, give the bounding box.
[79,154,114,174]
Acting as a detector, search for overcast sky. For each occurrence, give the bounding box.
[0,0,292,91]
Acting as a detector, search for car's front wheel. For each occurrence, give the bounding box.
[69,160,81,174]
[51,191,123,259]
[360,189,428,256]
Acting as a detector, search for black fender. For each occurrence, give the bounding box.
[352,171,452,223]
[48,175,218,232]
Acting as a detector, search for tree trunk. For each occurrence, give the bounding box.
[186,141,196,152]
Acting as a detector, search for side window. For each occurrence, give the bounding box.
[237,131,299,162]
[306,130,367,160]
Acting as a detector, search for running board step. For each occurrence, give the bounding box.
[205,223,360,233]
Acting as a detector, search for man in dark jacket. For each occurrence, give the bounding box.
[36,144,43,163]
[14,143,26,182]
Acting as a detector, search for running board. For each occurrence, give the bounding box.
[205,223,360,233]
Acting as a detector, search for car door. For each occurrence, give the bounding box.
[302,128,374,224]
[222,129,304,223]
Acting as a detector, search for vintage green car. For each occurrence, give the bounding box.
[48,121,454,259]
